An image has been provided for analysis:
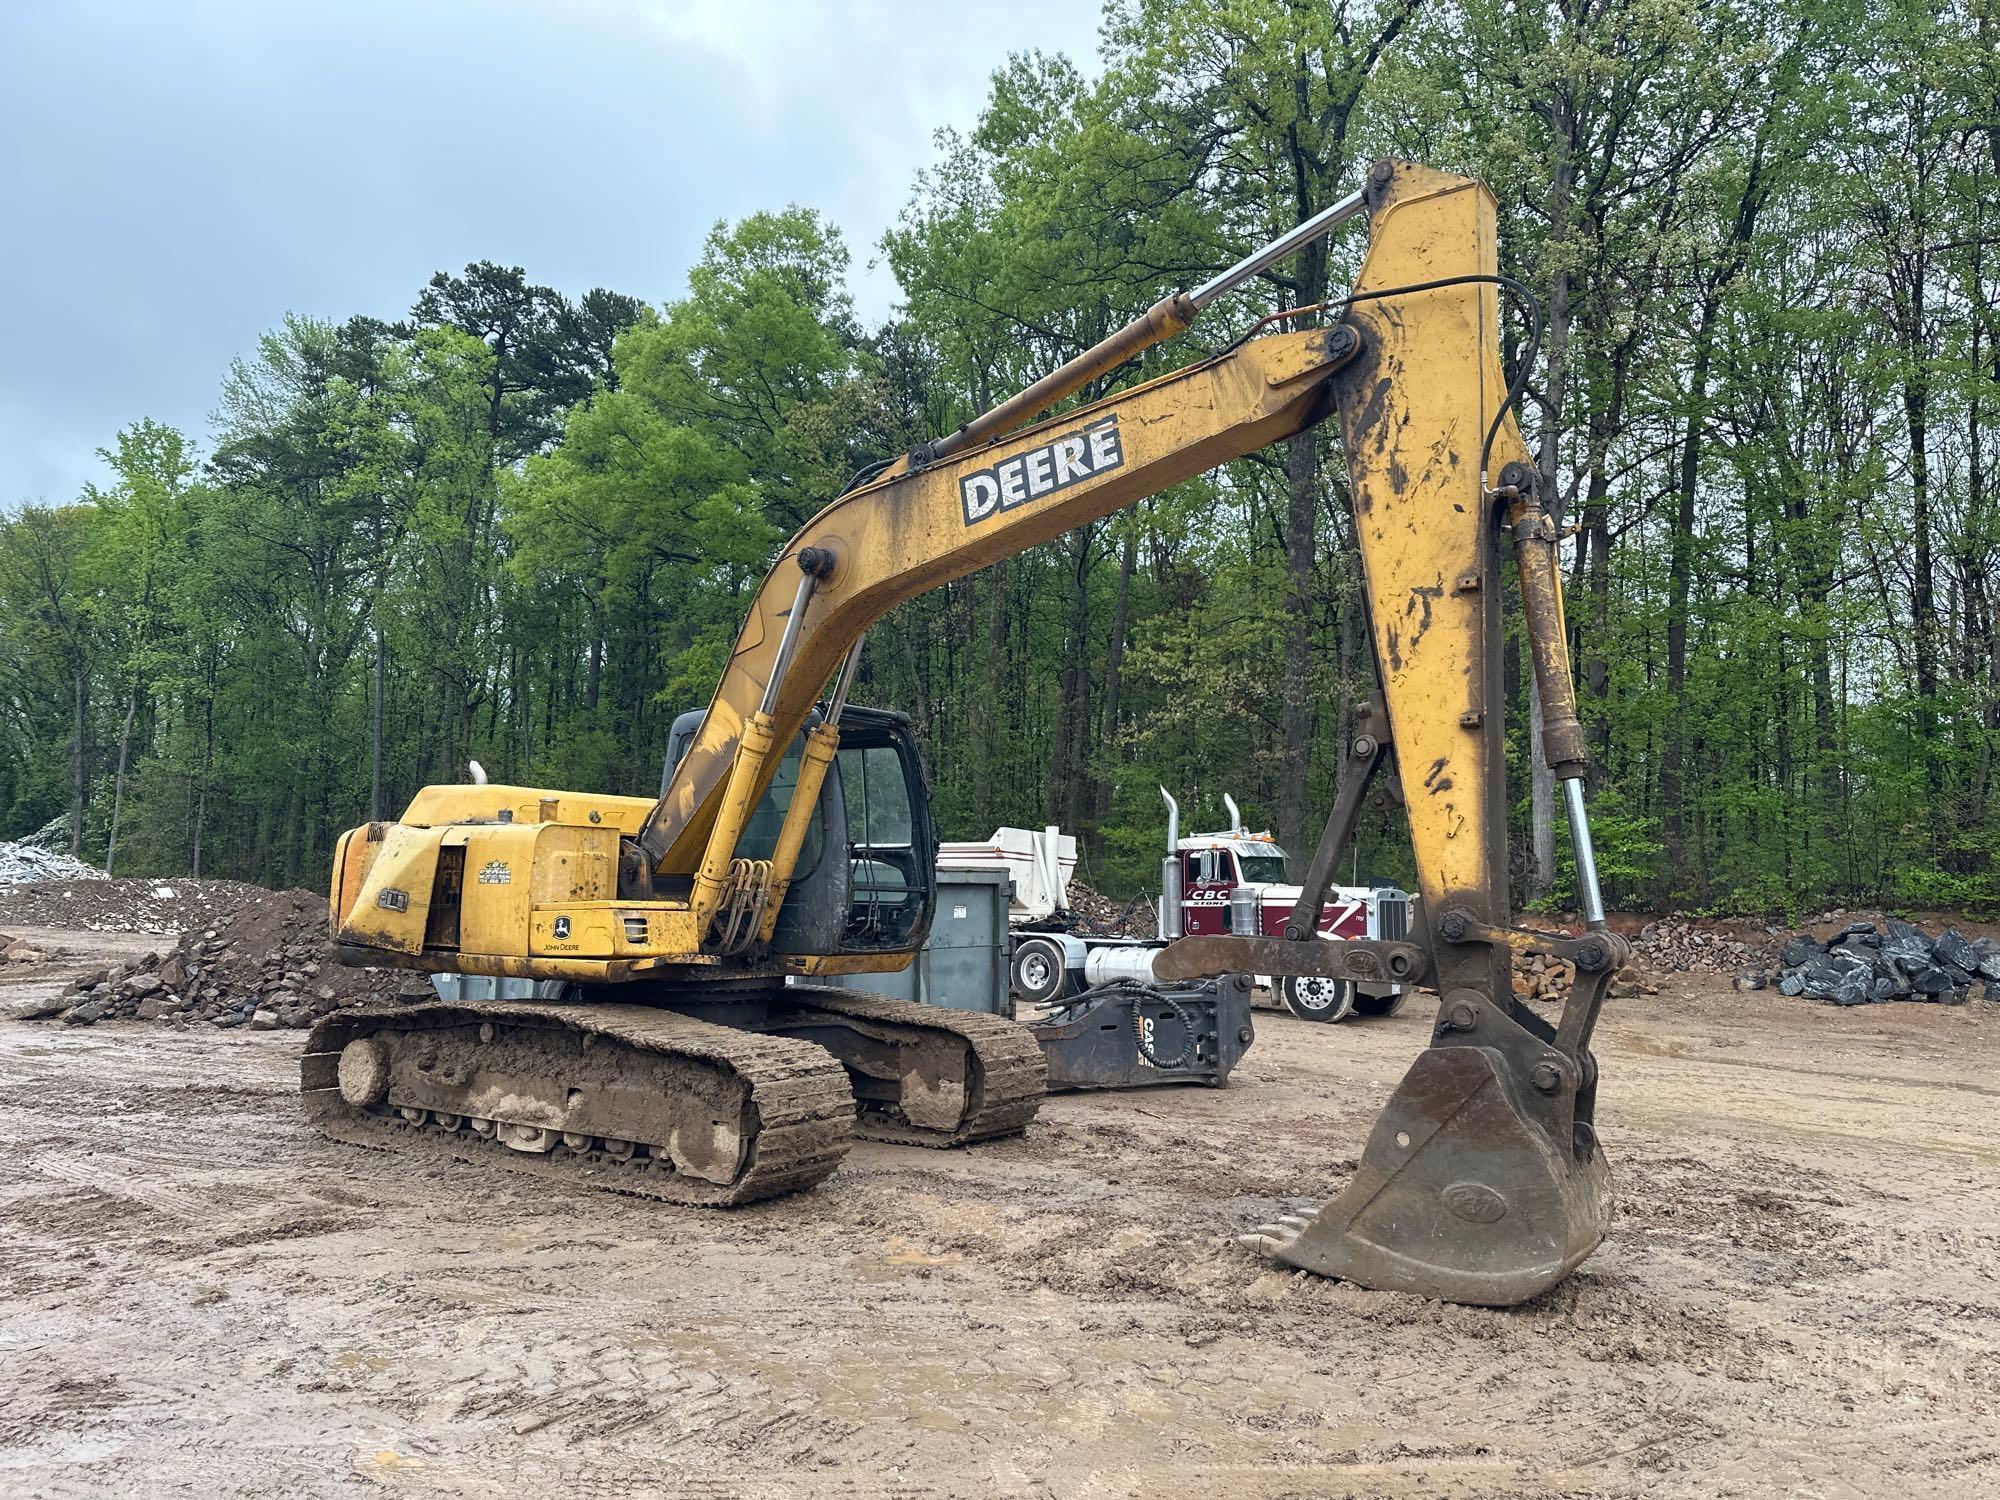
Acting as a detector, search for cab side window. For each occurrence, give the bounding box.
[838,742,924,948]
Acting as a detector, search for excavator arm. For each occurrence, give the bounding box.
[633,160,1627,1306]
[1154,160,1627,1304]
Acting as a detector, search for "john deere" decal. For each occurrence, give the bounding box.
[960,415,1124,526]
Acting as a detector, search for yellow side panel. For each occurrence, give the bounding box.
[336,824,445,955]
[399,783,657,834]
[529,824,619,906]
[447,824,618,957]
[328,824,384,937]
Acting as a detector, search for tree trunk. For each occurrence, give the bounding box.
[972,560,1008,830]
[106,671,141,878]
[1051,531,1095,835]
[586,605,604,712]
[69,659,87,857]
[193,669,212,880]
[371,612,385,822]
[1276,219,1332,877]
[282,788,302,891]
[1904,368,1938,708]
[1096,522,1139,834]
[192,780,207,880]
[1660,318,1711,883]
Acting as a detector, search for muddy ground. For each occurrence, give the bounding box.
[2,925,1997,1499]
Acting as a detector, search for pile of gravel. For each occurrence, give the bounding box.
[1757,919,2000,1007]
[0,876,266,935]
[40,887,426,1030]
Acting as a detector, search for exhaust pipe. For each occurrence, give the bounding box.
[1158,787,1183,942]
[1223,793,1243,834]
[1041,824,1066,915]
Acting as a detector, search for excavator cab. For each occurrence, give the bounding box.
[664,706,937,961]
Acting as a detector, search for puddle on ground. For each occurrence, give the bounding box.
[847,1236,965,1282]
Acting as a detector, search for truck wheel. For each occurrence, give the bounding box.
[1280,974,1356,1022]
[1350,989,1408,1018]
[1011,936,1070,1006]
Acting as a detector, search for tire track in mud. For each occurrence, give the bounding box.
[3,979,1999,1499]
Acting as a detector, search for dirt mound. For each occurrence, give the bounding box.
[0,876,266,935]
[50,886,427,1030]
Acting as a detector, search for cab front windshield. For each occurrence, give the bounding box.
[1235,847,1288,883]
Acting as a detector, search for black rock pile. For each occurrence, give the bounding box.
[1768,919,2000,1006]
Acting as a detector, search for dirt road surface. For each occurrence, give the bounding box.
[2,933,1997,1499]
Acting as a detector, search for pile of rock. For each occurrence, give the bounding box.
[44,887,424,1030]
[1511,949,1653,1003]
[1761,920,2000,1006]
[2,932,51,964]
[1513,951,1575,1002]
[0,876,263,936]
[1064,881,1156,938]
[0,815,107,886]
[1631,918,1777,975]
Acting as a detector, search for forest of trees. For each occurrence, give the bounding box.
[2,0,1996,917]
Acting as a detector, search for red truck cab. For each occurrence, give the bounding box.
[1174,826,1409,1022]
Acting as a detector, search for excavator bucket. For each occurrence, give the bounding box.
[1245,1041,1610,1305]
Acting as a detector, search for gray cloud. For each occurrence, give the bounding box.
[0,0,1101,504]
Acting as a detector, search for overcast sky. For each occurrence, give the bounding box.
[0,0,1104,505]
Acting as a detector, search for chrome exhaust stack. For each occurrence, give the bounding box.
[1158,787,1183,942]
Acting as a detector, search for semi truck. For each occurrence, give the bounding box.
[939,791,1411,1022]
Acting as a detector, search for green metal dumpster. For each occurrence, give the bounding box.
[819,866,1012,1015]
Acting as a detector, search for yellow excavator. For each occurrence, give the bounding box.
[310,160,1630,1307]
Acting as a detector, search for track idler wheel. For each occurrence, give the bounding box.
[1244,1036,1610,1306]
